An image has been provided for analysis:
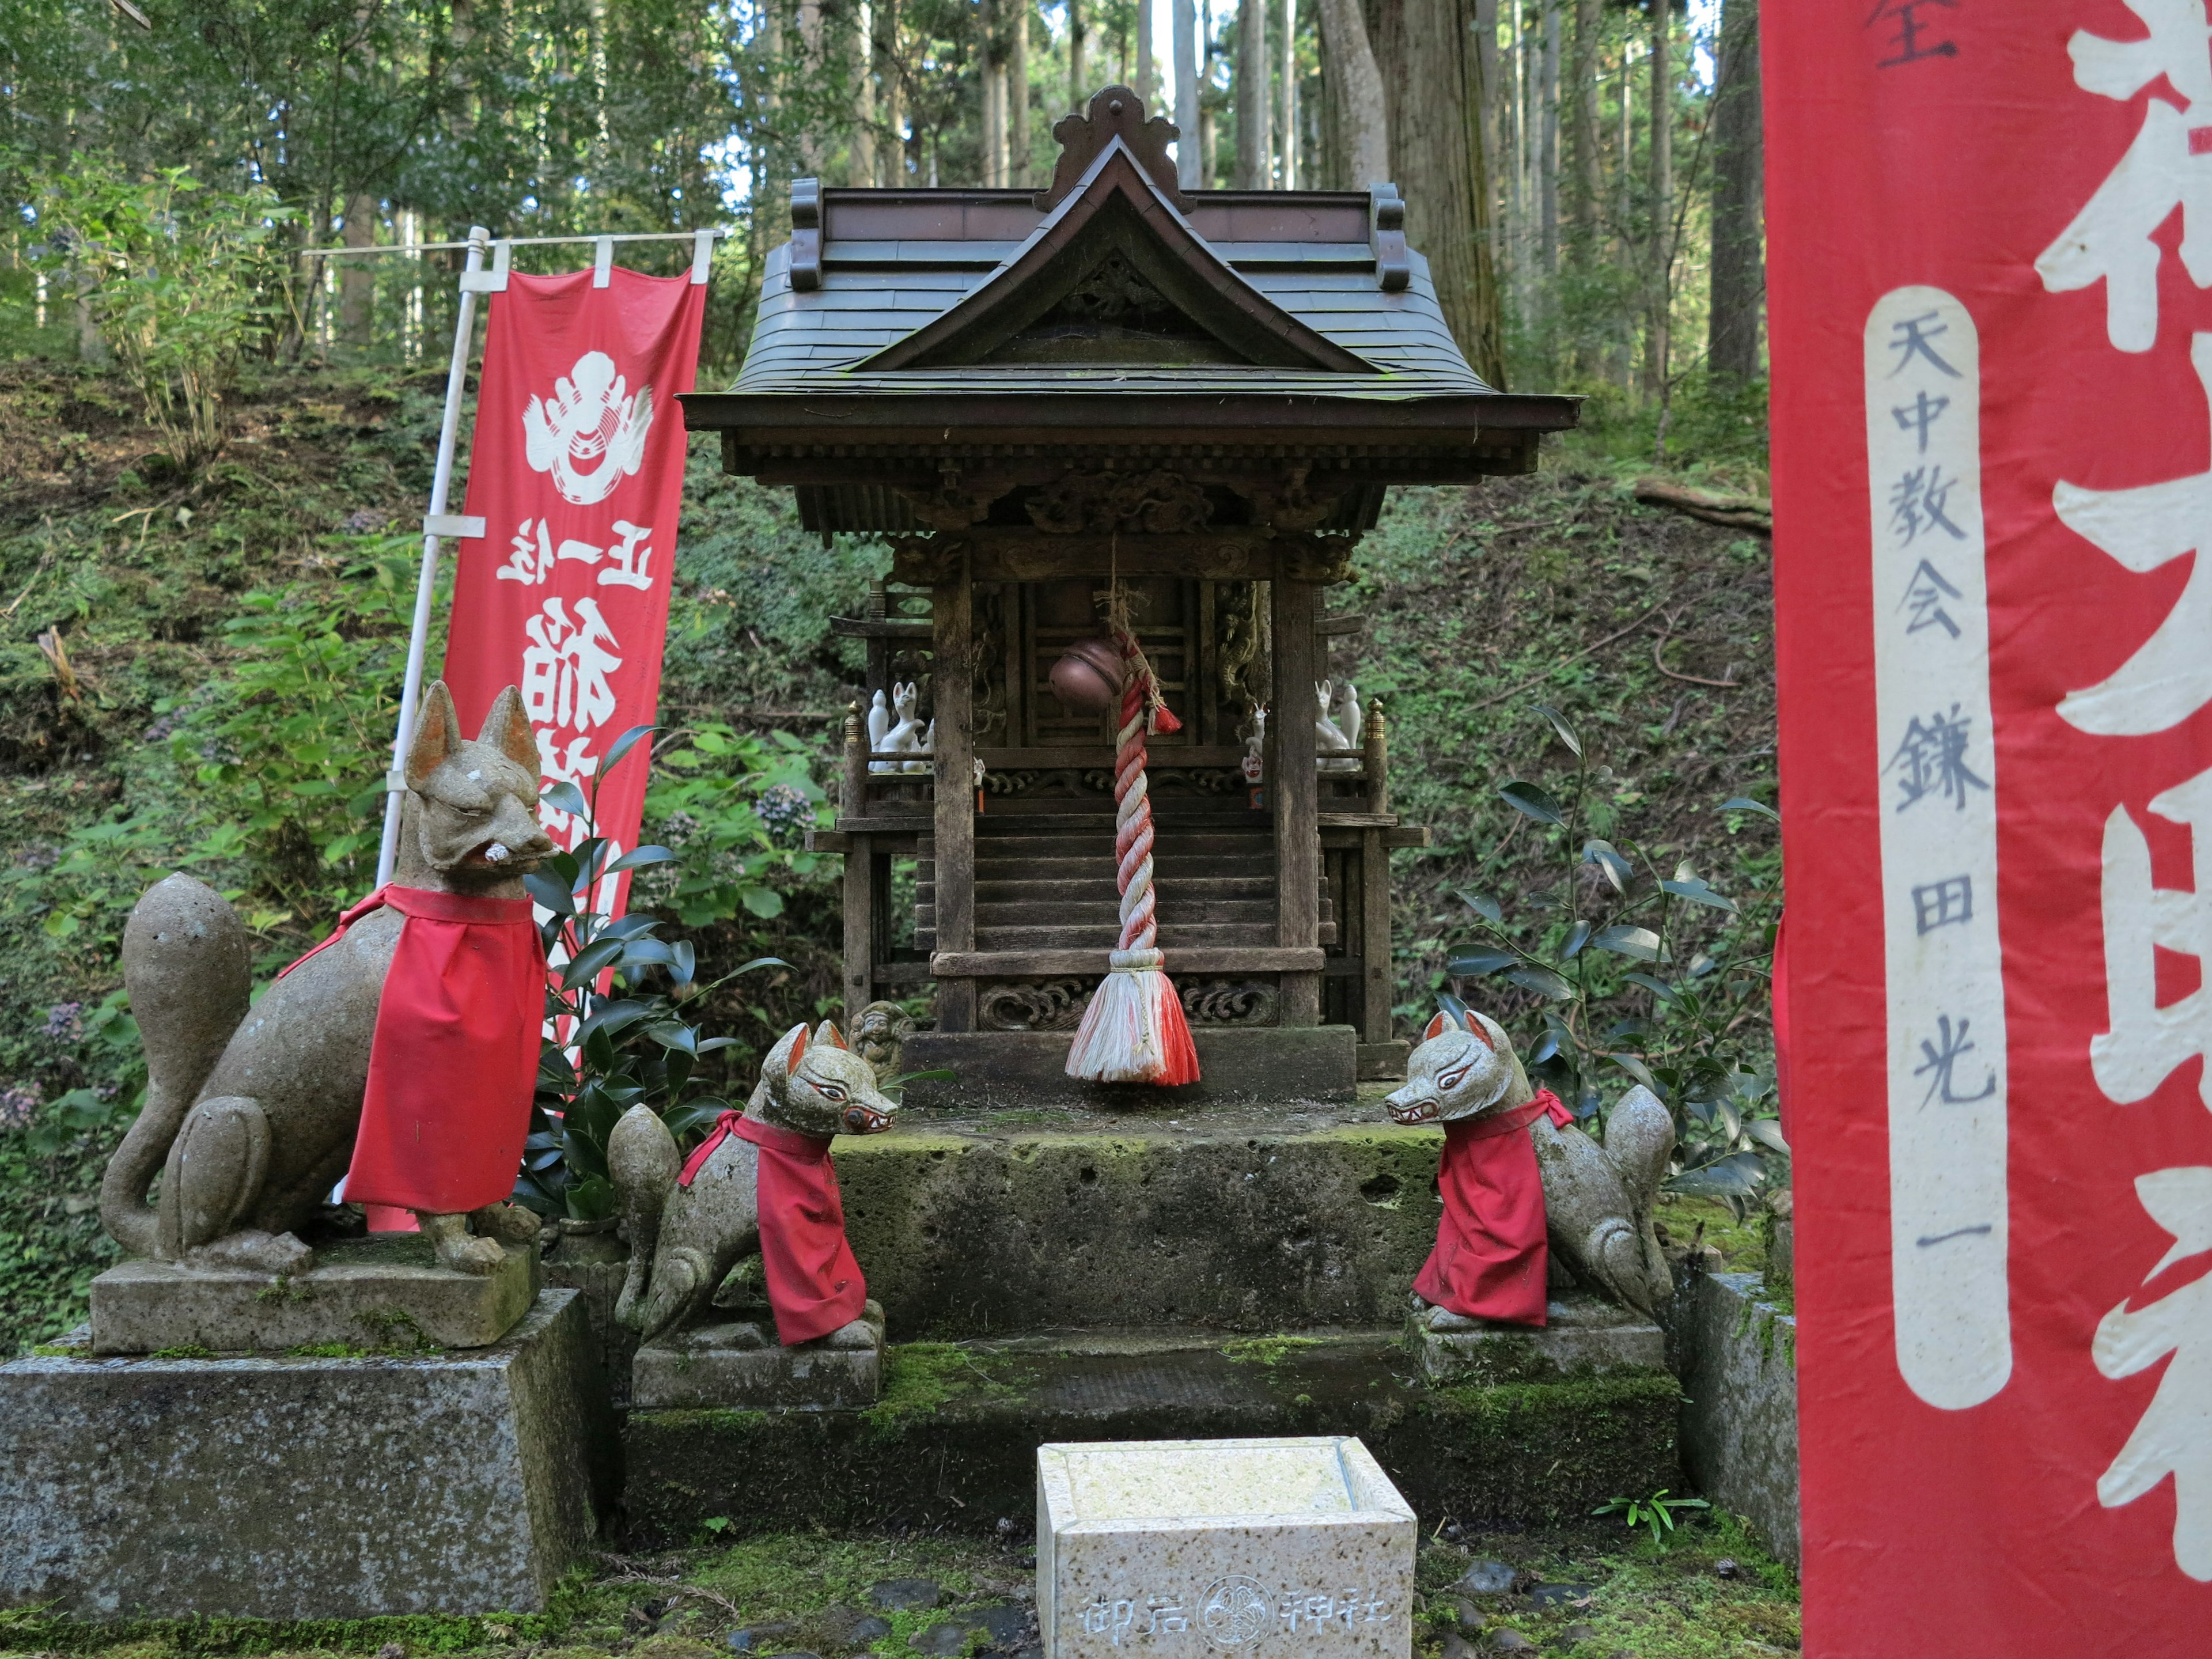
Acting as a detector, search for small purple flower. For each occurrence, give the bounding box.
[0,1084,42,1131]
[757,782,812,833]
[43,1002,84,1042]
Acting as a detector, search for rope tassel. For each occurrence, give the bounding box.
[1065,620,1202,1086]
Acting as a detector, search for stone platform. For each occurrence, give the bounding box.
[1,1291,613,1618]
[1406,1296,1665,1386]
[902,1027,1359,1109]
[634,1301,887,1410]
[90,1232,539,1354]
[834,1099,1448,1337]
[623,1327,1678,1544]
[1675,1270,1799,1567]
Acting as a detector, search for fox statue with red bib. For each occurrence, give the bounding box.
[608,1017,897,1352]
[1387,1003,1674,1331]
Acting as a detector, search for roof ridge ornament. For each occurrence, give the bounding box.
[1037,85,1188,214]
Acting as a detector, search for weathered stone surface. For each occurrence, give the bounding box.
[1,1290,613,1618]
[1037,1438,1415,1659]
[542,1219,638,1406]
[900,1028,1357,1109]
[633,1305,885,1410]
[89,1232,539,1354]
[624,1331,1679,1543]
[1406,1298,1664,1387]
[835,1112,1446,1338]
[1672,1270,1798,1567]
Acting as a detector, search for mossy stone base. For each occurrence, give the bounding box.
[899,1027,1357,1108]
[622,1331,1677,1543]
[1674,1270,1798,1567]
[1,1291,612,1618]
[632,1306,885,1410]
[1407,1297,1665,1386]
[89,1233,539,1354]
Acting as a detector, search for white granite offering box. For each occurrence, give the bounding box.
[1037,1437,1416,1659]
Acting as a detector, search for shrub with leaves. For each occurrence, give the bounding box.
[638,722,830,926]
[516,726,782,1221]
[1447,703,1787,1212]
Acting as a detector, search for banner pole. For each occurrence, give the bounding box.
[378,225,492,889]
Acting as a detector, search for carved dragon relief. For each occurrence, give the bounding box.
[977,977,1281,1031]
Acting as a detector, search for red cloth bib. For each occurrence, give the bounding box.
[300,885,544,1216]
[683,1111,868,1346]
[1413,1089,1575,1328]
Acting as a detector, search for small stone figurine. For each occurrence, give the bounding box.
[869,681,934,773]
[1385,1005,1674,1328]
[609,1016,900,1349]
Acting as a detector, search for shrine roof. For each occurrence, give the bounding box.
[681,89,1578,467]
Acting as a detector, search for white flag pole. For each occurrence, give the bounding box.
[377,225,493,889]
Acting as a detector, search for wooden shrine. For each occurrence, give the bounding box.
[682,88,1578,1099]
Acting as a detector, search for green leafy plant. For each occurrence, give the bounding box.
[516,724,783,1221]
[1446,704,1786,1208]
[1592,1489,1710,1550]
[639,722,829,925]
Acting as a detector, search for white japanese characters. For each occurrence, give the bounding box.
[1069,1580,1396,1649]
[523,349,656,505]
[2037,0,2212,352]
[2094,768,2212,1111]
[1863,286,2012,1411]
[497,516,657,590]
[2094,1167,2212,1581]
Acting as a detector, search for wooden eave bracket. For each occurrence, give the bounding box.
[1370,183,1410,293]
[858,138,1376,375]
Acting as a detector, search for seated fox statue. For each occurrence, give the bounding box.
[1384,1005,1674,1328]
[608,1016,900,1350]
[99,681,555,1277]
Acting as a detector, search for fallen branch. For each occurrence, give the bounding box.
[1634,479,1773,535]
[1470,602,1670,710]
[1651,624,1740,689]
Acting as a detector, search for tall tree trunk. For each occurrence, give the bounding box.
[1374,0,1506,385]
[1645,0,1671,392]
[1707,0,1763,382]
[983,6,1009,189]
[1476,0,1499,244]
[851,0,877,185]
[1010,3,1031,183]
[1237,0,1271,185]
[1138,0,1156,111]
[1175,0,1203,184]
[340,194,376,349]
[1070,0,1087,109]
[1538,0,1559,277]
[1316,0,1387,187]
[800,0,827,173]
[875,0,903,183]
[1508,0,1525,315]
[1567,0,1600,237]
[1278,0,1298,187]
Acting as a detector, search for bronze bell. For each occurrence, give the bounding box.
[1049,638,1124,714]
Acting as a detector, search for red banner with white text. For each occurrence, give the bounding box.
[1769,0,2212,1647]
[444,267,704,914]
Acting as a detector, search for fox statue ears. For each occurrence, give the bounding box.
[406,681,539,790]
[1423,1007,1495,1048]
[783,1020,854,1074]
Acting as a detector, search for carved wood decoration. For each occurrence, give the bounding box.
[1034,86,1188,212]
[975,976,1282,1030]
[889,533,1360,587]
[1025,468,1214,535]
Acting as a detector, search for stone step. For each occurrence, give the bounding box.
[622,1327,1680,1544]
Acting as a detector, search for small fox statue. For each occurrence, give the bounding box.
[99,682,557,1276]
[608,1016,900,1349]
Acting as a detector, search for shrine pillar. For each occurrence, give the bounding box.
[1270,574,1321,1026]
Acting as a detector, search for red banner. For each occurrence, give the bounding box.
[1770,1,2212,1647]
[445,267,706,911]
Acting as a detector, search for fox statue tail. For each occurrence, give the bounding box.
[99,874,252,1256]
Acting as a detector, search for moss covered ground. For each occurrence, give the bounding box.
[0,1521,1797,1659]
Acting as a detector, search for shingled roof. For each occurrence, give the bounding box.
[681,88,1578,533]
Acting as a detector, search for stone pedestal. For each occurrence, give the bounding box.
[1,1290,612,1618]
[1405,1296,1664,1386]
[1036,1437,1415,1659]
[1674,1270,1799,1567]
[632,1300,885,1410]
[90,1232,539,1354]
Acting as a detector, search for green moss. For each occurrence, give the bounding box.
[1219,1336,1324,1367]
[30,1342,77,1356]
[147,1344,217,1359]
[859,1342,1022,1437]
[285,1342,371,1359]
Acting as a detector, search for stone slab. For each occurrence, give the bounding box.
[89,1232,539,1354]
[834,1115,1446,1339]
[623,1330,1680,1544]
[1672,1270,1798,1568]
[1354,1042,1409,1082]
[1,1290,614,1618]
[900,1027,1358,1108]
[1037,1437,1415,1659]
[1406,1298,1665,1386]
[633,1304,886,1410]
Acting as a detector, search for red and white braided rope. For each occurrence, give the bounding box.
[1110,628,1162,956]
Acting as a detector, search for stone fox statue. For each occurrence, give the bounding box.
[99,683,556,1277]
[1385,1006,1675,1321]
[609,1018,898,1349]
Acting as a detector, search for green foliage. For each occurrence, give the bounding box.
[517,727,783,1221]
[26,161,293,463]
[1591,1489,1711,1551]
[642,723,829,926]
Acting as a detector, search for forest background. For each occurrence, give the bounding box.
[0,0,1775,1348]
